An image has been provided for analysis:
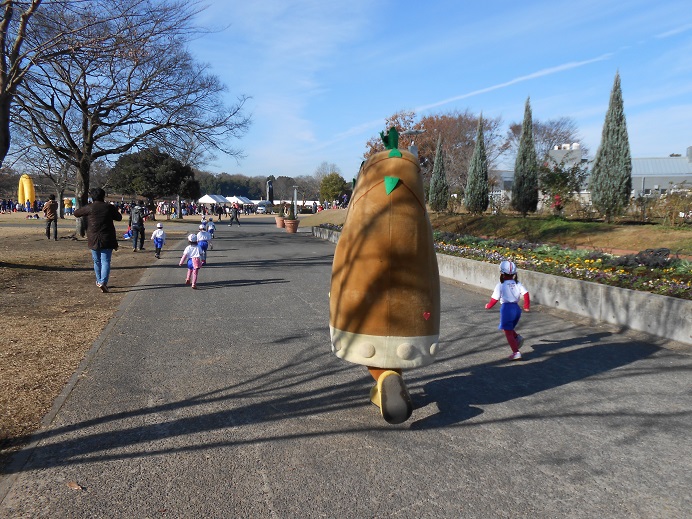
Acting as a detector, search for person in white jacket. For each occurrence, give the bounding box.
[150,222,166,259]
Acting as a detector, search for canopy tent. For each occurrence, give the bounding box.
[198,194,227,204]
[226,195,253,205]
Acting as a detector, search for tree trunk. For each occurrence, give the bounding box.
[58,187,66,218]
[74,157,91,237]
[0,94,12,168]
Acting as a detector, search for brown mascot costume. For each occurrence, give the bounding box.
[330,127,441,424]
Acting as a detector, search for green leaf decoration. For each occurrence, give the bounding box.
[384,176,400,195]
[388,149,402,158]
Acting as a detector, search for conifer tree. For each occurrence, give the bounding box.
[465,115,489,214]
[589,72,632,222]
[511,97,539,216]
[428,135,449,211]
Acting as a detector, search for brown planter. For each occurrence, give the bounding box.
[275,216,285,228]
[284,219,299,233]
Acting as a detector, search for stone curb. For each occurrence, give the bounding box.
[312,226,692,345]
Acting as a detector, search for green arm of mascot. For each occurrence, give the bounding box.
[329,127,441,424]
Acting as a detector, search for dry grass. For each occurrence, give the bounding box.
[0,212,189,466]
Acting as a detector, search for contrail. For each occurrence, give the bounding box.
[322,53,613,150]
[415,53,613,112]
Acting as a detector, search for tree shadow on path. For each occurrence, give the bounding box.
[410,332,662,429]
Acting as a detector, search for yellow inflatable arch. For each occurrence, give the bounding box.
[17,174,36,205]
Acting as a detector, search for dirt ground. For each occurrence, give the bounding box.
[0,211,191,466]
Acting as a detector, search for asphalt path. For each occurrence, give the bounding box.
[1,216,690,518]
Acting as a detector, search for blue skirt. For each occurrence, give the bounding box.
[499,302,522,330]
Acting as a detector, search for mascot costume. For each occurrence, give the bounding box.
[330,127,441,424]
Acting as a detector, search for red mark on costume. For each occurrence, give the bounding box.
[423,312,431,320]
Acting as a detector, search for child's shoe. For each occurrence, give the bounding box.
[185,279,191,285]
[191,284,197,289]
[508,351,522,361]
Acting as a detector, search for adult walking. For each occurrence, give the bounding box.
[129,201,146,251]
[73,188,123,293]
[228,202,241,227]
[43,194,59,241]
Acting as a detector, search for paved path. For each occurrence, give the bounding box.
[1,217,690,518]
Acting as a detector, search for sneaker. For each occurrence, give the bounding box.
[100,284,109,293]
[191,284,197,289]
[509,351,522,361]
[185,279,191,285]
[132,248,137,252]
[516,335,524,350]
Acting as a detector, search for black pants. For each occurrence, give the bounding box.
[131,226,145,249]
[45,218,57,240]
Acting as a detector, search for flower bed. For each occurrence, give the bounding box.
[319,224,692,301]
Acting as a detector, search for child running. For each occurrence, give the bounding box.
[196,224,212,264]
[179,233,202,289]
[206,217,216,241]
[485,260,530,360]
[151,222,166,259]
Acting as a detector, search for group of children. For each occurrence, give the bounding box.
[145,217,217,289]
[154,216,531,359]
[177,217,216,289]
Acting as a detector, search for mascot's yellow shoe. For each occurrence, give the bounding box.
[370,384,381,408]
[374,370,412,424]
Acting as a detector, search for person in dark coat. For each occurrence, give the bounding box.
[73,188,123,293]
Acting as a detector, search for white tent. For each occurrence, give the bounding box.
[226,195,253,205]
[198,194,227,204]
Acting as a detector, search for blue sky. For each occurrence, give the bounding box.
[188,1,692,178]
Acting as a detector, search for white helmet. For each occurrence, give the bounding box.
[188,234,198,243]
[500,260,517,275]
[199,224,206,230]
[156,222,163,228]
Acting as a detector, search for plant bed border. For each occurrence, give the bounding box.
[312,226,692,346]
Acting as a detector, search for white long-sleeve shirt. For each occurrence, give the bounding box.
[180,244,201,262]
[151,229,166,243]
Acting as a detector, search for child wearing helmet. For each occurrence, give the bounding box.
[150,222,166,259]
[207,217,216,239]
[196,225,212,264]
[179,233,203,289]
[485,260,530,360]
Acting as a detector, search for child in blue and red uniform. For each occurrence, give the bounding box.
[485,260,530,360]
[179,234,203,289]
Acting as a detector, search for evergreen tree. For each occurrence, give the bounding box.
[511,97,539,216]
[464,115,489,214]
[589,72,632,222]
[428,135,449,211]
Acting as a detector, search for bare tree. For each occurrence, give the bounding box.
[0,0,44,167]
[313,160,341,181]
[12,0,250,235]
[364,109,507,193]
[505,116,587,163]
[0,0,134,168]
